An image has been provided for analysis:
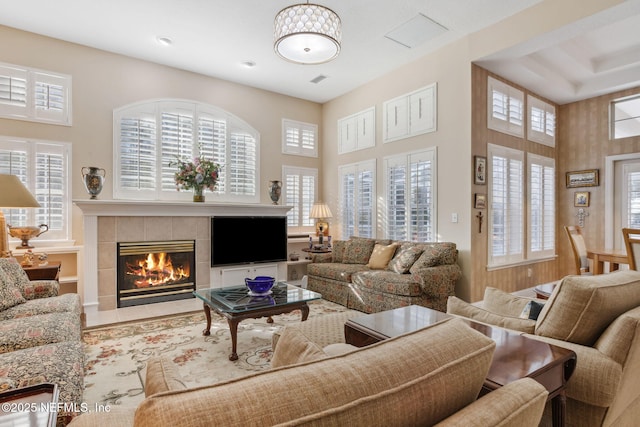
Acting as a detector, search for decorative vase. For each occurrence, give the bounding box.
[81,166,106,199]
[268,180,282,205]
[193,186,204,203]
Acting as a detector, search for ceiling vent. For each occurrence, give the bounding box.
[310,75,328,84]
[385,14,448,48]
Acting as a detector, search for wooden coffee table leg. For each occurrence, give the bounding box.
[202,303,212,336]
[227,317,241,361]
[551,391,567,427]
[300,303,310,321]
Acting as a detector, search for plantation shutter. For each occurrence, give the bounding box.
[489,144,524,266]
[0,139,69,241]
[488,77,524,137]
[282,119,318,157]
[283,166,316,228]
[358,169,374,238]
[529,154,555,258]
[409,152,434,242]
[160,111,194,191]
[119,112,157,191]
[341,168,356,238]
[386,157,407,241]
[198,116,227,193]
[622,165,640,228]
[339,160,376,238]
[229,131,256,196]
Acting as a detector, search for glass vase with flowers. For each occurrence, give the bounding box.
[170,156,221,202]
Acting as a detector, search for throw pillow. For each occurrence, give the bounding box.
[482,287,538,318]
[446,296,536,334]
[331,240,347,263]
[535,270,640,346]
[0,258,31,297]
[519,301,545,320]
[387,245,424,274]
[0,267,26,311]
[366,243,399,269]
[409,245,441,272]
[270,327,328,368]
[342,238,376,265]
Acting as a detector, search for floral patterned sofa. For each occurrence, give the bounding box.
[0,257,84,425]
[307,237,462,313]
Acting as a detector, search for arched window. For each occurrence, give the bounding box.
[114,99,259,203]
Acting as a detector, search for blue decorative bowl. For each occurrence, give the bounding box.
[245,276,276,295]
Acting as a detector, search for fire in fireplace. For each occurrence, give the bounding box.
[117,240,196,307]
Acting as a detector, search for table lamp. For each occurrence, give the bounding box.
[0,174,41,257]
[309,202,333,245]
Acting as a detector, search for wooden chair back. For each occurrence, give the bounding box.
[622,228,640,271]
[565,225,590,275]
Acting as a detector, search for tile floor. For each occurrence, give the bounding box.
[84,297,203,328]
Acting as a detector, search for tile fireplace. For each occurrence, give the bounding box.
[117,240,195,307]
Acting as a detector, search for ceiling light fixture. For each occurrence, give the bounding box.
[156,36,173,46]
[274,2,341,65]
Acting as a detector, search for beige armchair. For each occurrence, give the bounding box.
[447,270,640,427]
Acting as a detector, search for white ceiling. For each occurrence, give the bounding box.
[1,0,639,105]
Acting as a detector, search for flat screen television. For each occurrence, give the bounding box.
[211,216,288,266]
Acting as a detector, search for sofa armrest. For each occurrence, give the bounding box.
[526,334,622,407]
[22,280,59,299]
[435,378,547,427]
[145,356,188,397]
[67,406,135,427]
[411,264,462,297]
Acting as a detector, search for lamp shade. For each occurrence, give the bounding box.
[274,3,342,64]
[309,202,333,219]
[0,174,40,208]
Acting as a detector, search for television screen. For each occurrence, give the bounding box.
[211,216,288,266]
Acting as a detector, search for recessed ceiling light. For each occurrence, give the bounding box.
[156,36,173,46]
[241,61,256,68]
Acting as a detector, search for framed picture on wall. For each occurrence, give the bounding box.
[574,191,590,207]
[474,193,487,209]
[566,169,599,188]
[474,156,486,185]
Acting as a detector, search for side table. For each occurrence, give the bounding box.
[21,261,61,281]
[301,247,331,259]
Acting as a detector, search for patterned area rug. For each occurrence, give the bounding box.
[83,299,353,409]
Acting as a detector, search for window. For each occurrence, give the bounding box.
[528,154,555,259]
[487,77,524,137]
[339,160,376,238]
[0,137,71,244]
[488,144,524,266]
[114,99,259,203]
[383,149,436,241]
[283,165,317,230]
[0,62,72,125]
[611,95,640,139]
[282,119,318,157]
[527,95,556,146]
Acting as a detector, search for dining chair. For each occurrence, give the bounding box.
[622,228,640,270]
[565,225,591,275]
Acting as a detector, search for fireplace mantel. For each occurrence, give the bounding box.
[74,199,292,217]
[74,199,292,313]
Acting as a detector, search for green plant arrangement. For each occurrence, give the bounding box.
[170,156,221,202]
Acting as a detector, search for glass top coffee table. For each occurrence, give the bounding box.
[194,282,321,361]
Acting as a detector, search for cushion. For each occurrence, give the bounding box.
[482,287,537,318]
[366,243,399,269]
[342,237,376,264]
[535,270,640,346]
[323,343,358,356]
[388,244,424,274]
[145,356,188,396]
[270,326,327,368]
[0,258,31,297]
[0,268,26,311]
[447,296,536,334]
[331,240,347,263]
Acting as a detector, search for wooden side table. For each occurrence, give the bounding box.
[21,261,61,281]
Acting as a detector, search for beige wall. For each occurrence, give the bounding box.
[0,24,323,246]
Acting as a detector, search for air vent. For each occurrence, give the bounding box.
[385,13,448,49]
[310,75,328,84]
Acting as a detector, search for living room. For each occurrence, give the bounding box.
[1,0,639,312]
[2,1,640,426]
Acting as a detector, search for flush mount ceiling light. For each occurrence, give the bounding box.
[274,2,341,65]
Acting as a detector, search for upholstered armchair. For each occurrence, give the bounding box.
[447,270,640,427]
